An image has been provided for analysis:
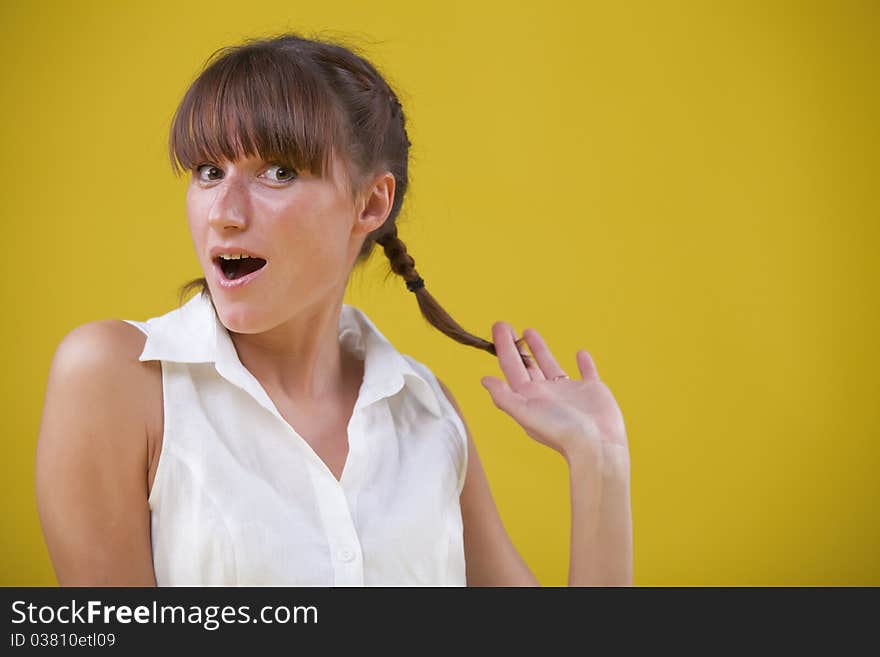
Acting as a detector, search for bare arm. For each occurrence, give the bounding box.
[565,444,632,586]
[437,379,541,586]
[35,320,159,586]
[468,321,634,587]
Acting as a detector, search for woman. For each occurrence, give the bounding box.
[35,31,632,586]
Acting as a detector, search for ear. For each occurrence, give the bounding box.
[354,171,395,235]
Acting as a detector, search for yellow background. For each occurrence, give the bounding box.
[2,0,877,586]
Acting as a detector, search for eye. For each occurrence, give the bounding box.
[194,163,223,182]
[263,164,298,183]
[191,162,297,184]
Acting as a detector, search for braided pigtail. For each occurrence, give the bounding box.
[375,224,532,367]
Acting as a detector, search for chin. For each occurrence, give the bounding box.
[213,299,271,334]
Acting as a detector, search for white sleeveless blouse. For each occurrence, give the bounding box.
[123,292,468,586]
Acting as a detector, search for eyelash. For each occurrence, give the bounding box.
[193,163,298,184]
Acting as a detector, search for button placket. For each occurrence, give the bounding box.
[336,547,356,563]
[306,459,364,585]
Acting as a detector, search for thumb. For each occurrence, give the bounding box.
[480,376,524,416]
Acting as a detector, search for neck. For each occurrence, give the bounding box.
[226,293,359,404]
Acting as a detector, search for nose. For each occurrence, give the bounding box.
[207,175,249,232]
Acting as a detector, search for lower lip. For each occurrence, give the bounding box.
[213,260,268,290]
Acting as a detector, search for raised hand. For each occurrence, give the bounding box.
[480,322,628,465]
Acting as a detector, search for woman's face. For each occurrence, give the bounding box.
[186,151,364,334]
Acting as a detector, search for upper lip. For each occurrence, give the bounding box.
[209,245,268,261]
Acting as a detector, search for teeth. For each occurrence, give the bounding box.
[218,253,250,260]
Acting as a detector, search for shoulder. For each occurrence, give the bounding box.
[51,318,160,380]
[44,319,163,452]
[437,377,459,410]
[435,377,461,414]
[435,377,471,451]
[56,319,146,362]
[399,352,460,415]
[52,319,145,369]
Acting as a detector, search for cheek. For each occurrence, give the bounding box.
[276,197,351,253]
[185,192,205,236]
[275,221,338,267]
[185,212,205,256]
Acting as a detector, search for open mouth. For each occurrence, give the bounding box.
[215,255,268,281]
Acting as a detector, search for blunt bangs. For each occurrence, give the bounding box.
[168,44,347,185]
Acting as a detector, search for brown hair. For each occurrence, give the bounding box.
[170,30,531,365]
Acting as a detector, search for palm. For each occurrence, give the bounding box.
[481,322,628,460]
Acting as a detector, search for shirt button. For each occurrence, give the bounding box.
[337,547,355,563]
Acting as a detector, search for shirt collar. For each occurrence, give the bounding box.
[137,292,443,419]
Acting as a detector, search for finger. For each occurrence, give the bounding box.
[521,327,566,380]
[576,350,600,382]
[515,335,540,379]
[519,332,546,381]
[480,375,528,417]
[492,321,531,388]
[523,348,546,381]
